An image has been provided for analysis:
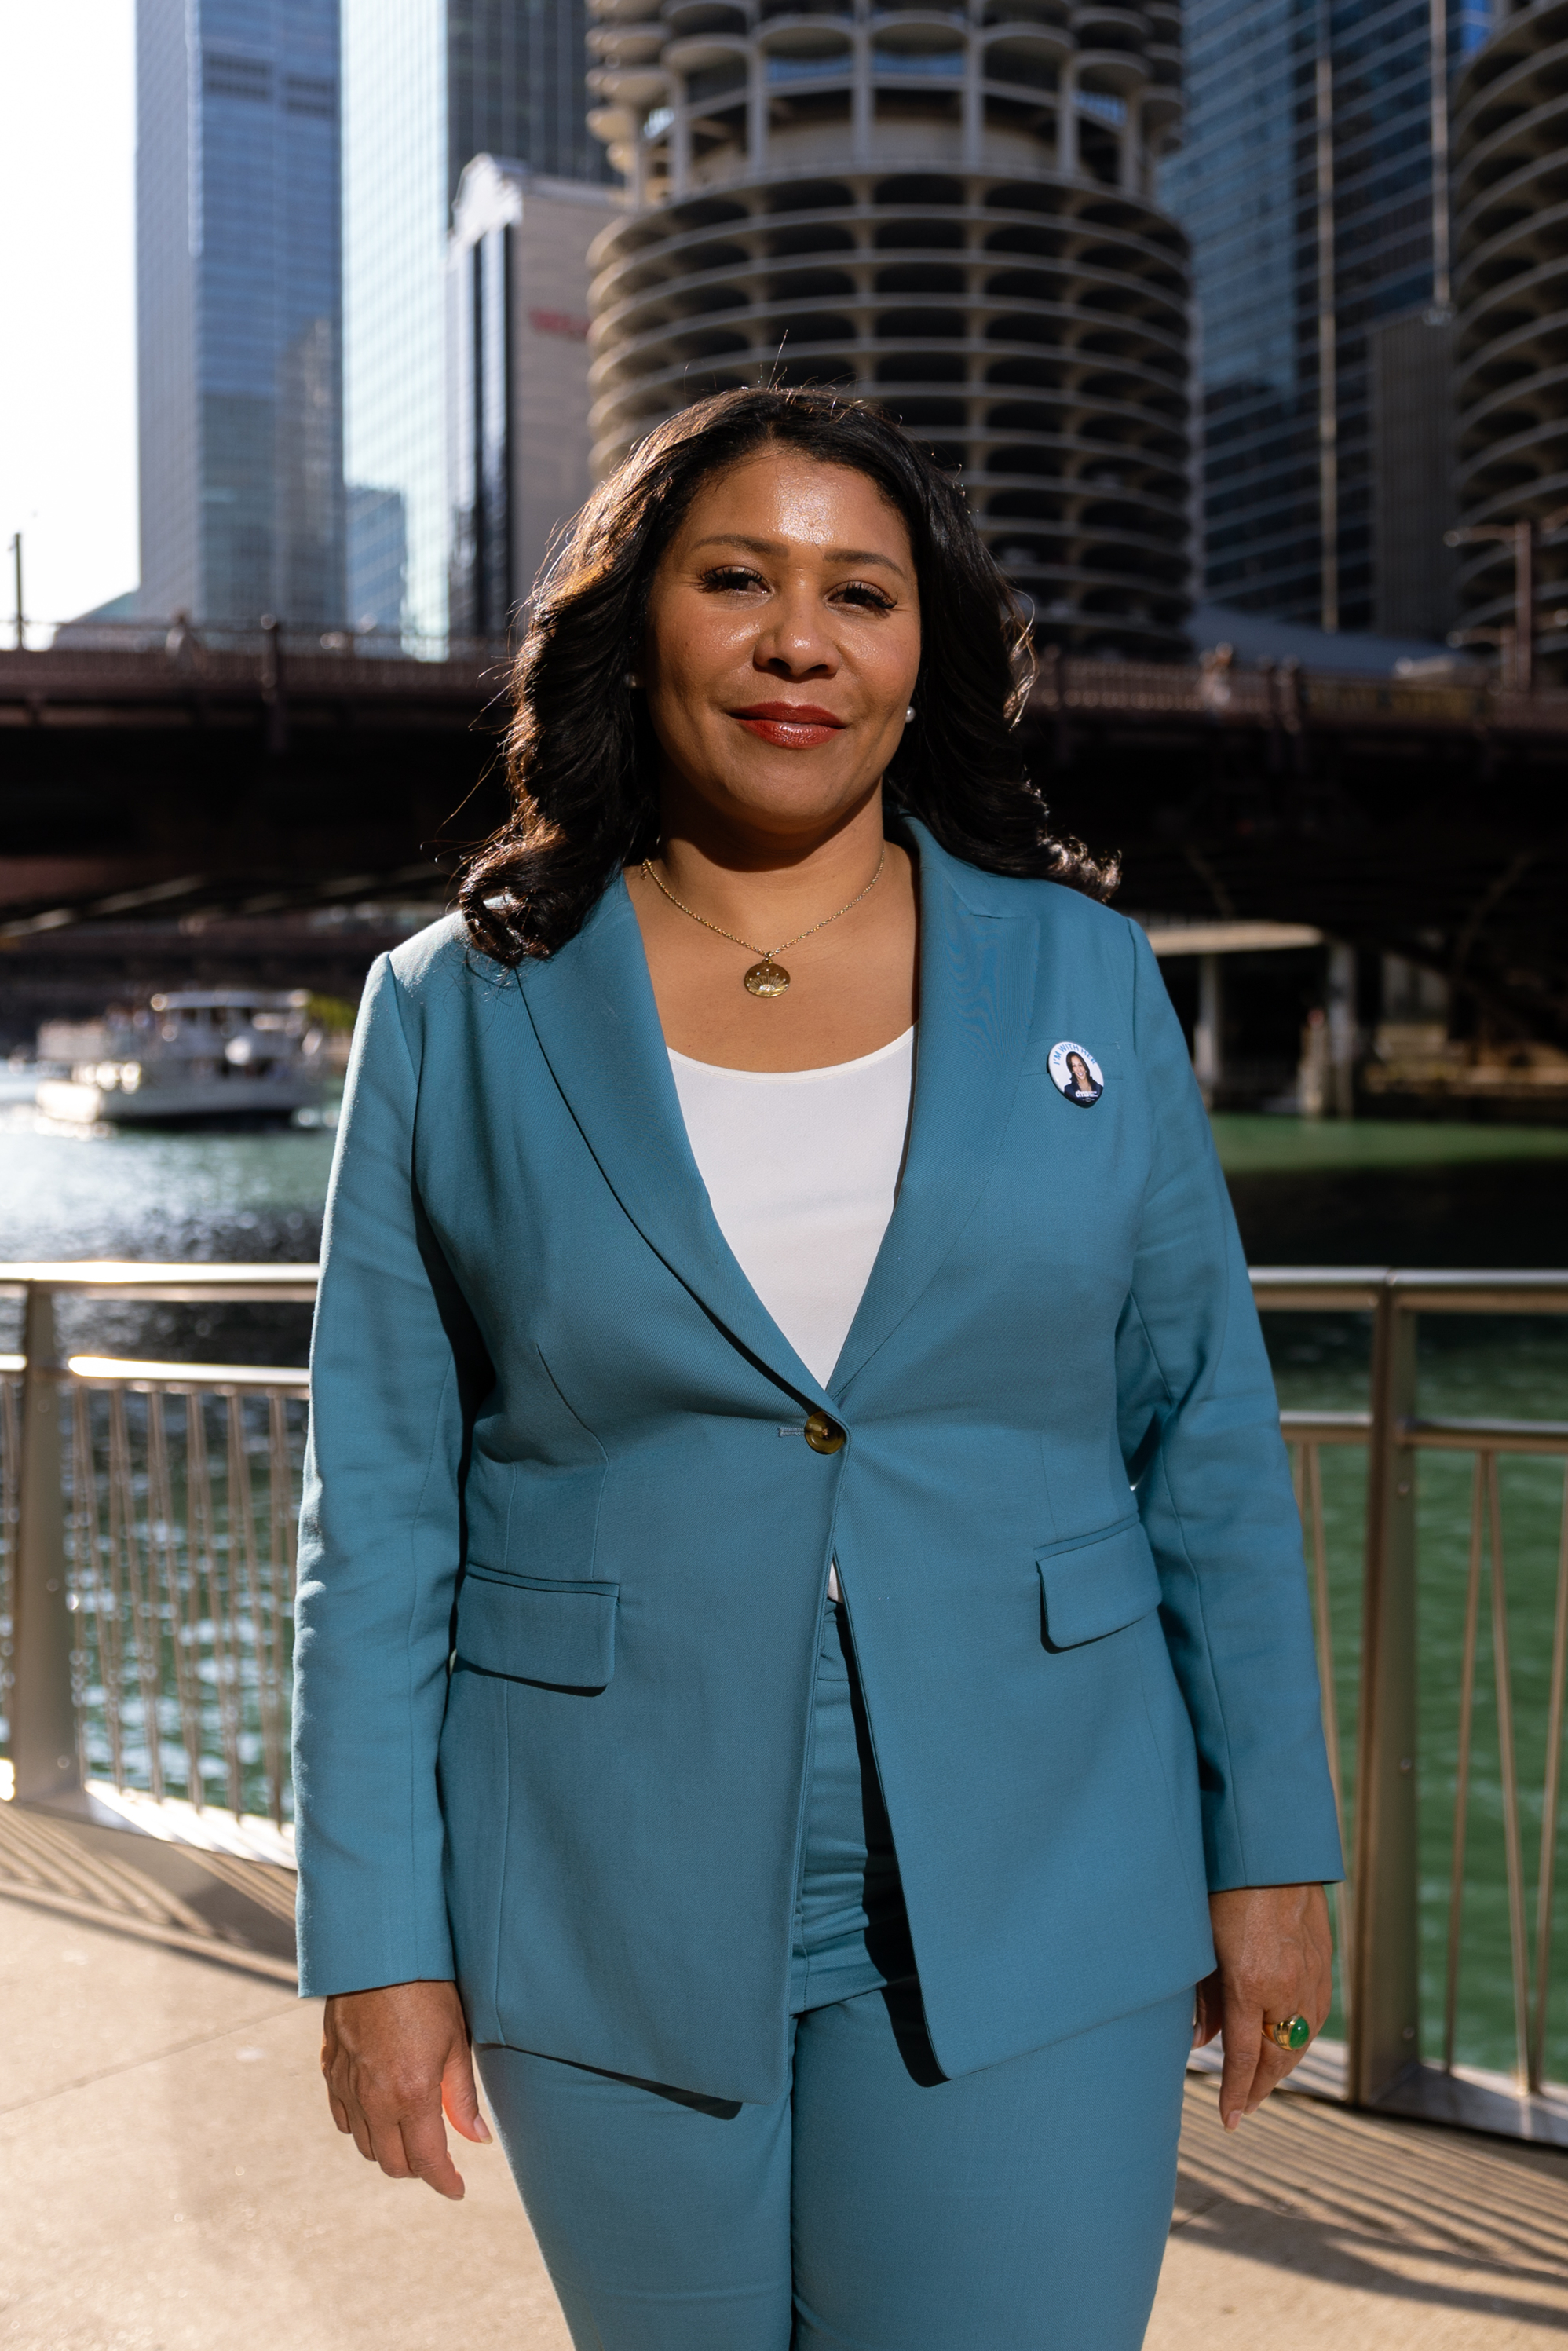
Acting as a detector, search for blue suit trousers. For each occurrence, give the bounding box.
[477,1608,1193,2349]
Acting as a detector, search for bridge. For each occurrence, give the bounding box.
[4,635,1566,1040]
[1,635,509,927]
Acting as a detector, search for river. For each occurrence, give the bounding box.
[2,1103,1566,2082]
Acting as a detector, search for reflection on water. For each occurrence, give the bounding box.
[0,1110,334,1263]
[0,1111,334,1362]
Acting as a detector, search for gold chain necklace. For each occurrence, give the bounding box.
[640,845,886,998]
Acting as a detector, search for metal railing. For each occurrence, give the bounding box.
[2,1260,1566,2143]
[1,1267,314,1830]
[13,618,513,666]
[11,630,1568,737]
[1263,1267,1568,2144]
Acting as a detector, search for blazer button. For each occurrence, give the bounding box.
[804,1410,846,1455]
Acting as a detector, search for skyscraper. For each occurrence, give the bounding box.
[342,0,606,644]
[449,2,605,192]
[583,2,1194,661]
[1162,0,1493,638]
[136,0,346,628]
[447,159,614,637]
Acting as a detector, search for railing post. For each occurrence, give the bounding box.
[11,1284,81,1804]
[1347,1278,1420,2103]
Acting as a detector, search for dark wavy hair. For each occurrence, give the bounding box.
[459,387,1117,963]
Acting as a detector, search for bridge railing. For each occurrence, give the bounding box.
[18,618,514,666]
[11,630,1568,737]
[2,1261,1566,2144]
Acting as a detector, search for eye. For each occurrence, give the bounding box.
[835,580,896,613]
[699,564,767,594]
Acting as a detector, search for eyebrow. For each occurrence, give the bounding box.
[688,533,910,580]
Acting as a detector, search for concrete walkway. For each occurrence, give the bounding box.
[2,1889,1565,2350]
[1155,2068,1568,2348]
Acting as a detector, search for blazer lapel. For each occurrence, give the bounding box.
[828,823,1040,1397]
[517,874,832,1402]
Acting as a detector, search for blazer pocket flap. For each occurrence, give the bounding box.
[1036,1517,1162,1650]
[455,1570,619,1691]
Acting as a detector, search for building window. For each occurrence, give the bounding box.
[203,53,274,103]
[284,75,339,119]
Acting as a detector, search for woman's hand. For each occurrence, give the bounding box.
[321,1979,492,2198]
[1194,1883,1334,2130]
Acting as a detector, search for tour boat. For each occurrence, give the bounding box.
[35,990,327,1128]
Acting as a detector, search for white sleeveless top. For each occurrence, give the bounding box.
[669,1028,916,1600]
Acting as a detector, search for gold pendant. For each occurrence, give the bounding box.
[743,959,791,998]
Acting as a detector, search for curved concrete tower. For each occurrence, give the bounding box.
[1453,0,1568,688]
[584,1,1193,658]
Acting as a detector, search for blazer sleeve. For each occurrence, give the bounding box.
[1116,923,1345,1892]
[291,952,490,1998]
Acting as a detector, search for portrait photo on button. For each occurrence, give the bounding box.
[1047,1040,1105,1106]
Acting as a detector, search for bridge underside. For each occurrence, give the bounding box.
[3,649,1564,1042]
[1036,704,1567,1044]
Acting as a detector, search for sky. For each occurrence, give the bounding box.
[0,4,138,633]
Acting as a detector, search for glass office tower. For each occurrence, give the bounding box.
[1162,0,1493,635]
[342,0,605,644]
[136,0,345,627]
[450,2,604,192]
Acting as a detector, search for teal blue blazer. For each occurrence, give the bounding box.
[293,821,1343,2102]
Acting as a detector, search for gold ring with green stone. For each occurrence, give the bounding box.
[1269,2014,1312,2051]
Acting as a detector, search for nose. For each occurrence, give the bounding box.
[753,578,838,678]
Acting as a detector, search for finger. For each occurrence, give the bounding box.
[364,2111,415,2181]
[399,2108,466,2199]
[1217,2006,1264,2129]
[1241,2034,1297,2112]
[1192,1970,1222,2049]
[442,2043,493,2145]
[1267,2038,1312,2090]
[323,2060,375,2156]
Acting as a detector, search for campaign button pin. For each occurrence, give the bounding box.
[1048,1040,1104,1106]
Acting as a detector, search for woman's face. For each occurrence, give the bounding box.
[1069,1054,1090,1088]
[639,448,923,848]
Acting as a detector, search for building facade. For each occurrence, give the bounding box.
[342,0,606,644]
[1162,0,1493,638]
[136,0,346,628]
[448,159,615,634]
[584,0,1193,661]
[1452,0,1568,686]
[449,1,606,191]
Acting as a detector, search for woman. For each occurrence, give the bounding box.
[1059,1048,1104,1107]
[294,388,1341,2350]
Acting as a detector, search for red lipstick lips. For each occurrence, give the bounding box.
[733,702,846,748]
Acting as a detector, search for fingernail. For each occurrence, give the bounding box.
[474,2115,492,2143]
[1223,2110,1240,2130]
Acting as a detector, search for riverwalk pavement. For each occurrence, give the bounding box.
[2,1878,1566,2349]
